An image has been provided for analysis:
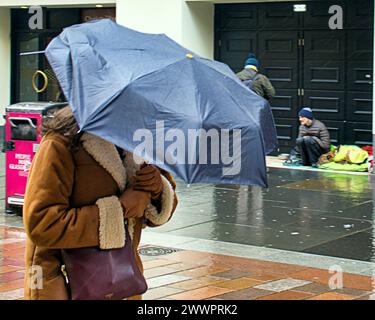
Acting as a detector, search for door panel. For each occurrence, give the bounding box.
[274,118,299,151]
[304,60,345,91]
[303,90,345,121]
[347,61,373,92]
[258,31,299,60]
[217,4,258,30]
[270,89,299,119]
[220,31,257,72]
[259,3,299,29]
[304,30,345,60]
[262,60,299,90]
[345,122,372,146]
[347,92,373,122]
[346,0,374,30]
[347,30,374,61]
[322,121,345,145]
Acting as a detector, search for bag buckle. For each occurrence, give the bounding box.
[61,265,69,284]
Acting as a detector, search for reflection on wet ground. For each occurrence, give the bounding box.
[1,167,374,262]
[156,168,375,262]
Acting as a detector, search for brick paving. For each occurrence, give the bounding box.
[0,226,374,300]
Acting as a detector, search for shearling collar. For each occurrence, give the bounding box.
[81,133,127,191]
[80,133,145,191]
[80,133,175,245]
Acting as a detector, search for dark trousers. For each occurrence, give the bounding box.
[296,136,327,166]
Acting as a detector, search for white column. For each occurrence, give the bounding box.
[182,1,214,59]
[116,0,183,44]
[0,7,11,125]
[0,0,114,5]
[116,0,214,59]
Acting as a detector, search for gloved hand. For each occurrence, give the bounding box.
[119,188,151,219]
[133,165,163,200]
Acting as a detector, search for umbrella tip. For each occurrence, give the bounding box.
[186,53,194,59]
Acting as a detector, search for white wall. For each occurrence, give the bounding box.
[117,0,214,59]
[187,0,301,3]
[0,0,114,6]
[182,1,214,59]
[117,0,182,43]
[0,7,10,124]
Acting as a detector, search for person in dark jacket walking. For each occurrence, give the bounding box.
[296,107,331,167]
[236,53,276,101]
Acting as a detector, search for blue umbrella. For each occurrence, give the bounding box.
[45,19,277,187]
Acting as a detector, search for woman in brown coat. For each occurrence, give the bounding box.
[23,106,178,300]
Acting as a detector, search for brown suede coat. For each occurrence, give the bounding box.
[23,132,177,300]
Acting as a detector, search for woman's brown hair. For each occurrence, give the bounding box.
[41,106,82,150]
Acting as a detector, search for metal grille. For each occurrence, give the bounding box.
[138,246,181,256]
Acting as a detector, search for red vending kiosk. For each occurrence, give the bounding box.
[5,102,67,215]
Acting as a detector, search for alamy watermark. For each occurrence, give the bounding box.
[133,121,242,176]
[328,265,375,298]
[27,5,343,31]
[329,5,343,30]
[29,265,43,290]
[371,269,375,299]
[328,265,343,290]
[28,6,43,30]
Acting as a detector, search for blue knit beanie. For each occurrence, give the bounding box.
[245,53,260,69]
[298,107,314,120]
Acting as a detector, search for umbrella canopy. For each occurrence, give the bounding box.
[45,19,277,187]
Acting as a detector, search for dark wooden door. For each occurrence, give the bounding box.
[259,29,301,150]
[302,28,346,146]
[215,0,374,153]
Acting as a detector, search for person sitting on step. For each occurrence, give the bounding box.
[296,107,331,167]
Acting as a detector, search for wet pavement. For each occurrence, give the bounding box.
[0,226,374,300]
[154,169,375,263]
[1,166,375,261]
[1,156,375,299]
